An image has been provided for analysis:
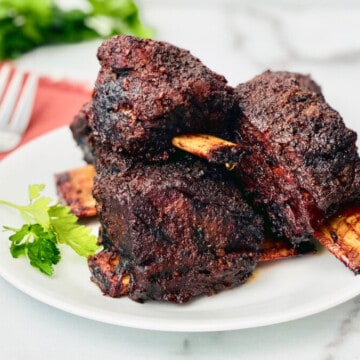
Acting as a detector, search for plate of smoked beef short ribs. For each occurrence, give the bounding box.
[0,35,359,332]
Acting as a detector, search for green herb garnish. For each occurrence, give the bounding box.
[0,184,100,276]
[0,0,153,60]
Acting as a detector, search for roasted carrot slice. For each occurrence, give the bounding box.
[259,237,316,262]
[55,164,97,218]
[315,204,360,274]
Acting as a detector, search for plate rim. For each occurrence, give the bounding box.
[0,126,359,333]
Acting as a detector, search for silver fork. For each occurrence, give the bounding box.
[0,64,38,153]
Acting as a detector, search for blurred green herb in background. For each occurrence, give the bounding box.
[0,0,153,60]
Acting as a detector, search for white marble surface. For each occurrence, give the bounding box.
[1,1,360,359]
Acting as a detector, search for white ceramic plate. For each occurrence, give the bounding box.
[0,126,360,332]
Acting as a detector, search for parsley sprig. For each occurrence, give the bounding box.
[0,184,100,276]
[0,0,153,60]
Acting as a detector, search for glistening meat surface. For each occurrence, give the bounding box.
[91,35,238,160]
[68,35,265,303]
[234,71,360,243]
[89,150,264,303]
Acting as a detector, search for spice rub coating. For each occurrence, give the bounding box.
[234,70,360,243]
[91,35,238,160]
[90,150,264,303]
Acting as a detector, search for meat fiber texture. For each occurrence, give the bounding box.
[234,70,360,243]
[90,149,264,303]
[90,35,238,160]
[68,35,265,303]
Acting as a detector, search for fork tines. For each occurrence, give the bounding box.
[0,64,38,152]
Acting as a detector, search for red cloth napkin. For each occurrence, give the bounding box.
[0,74,92,161]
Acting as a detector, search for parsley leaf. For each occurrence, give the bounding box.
[0,184,100,275]
[9,223,61,275]
[49,204,99,257]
